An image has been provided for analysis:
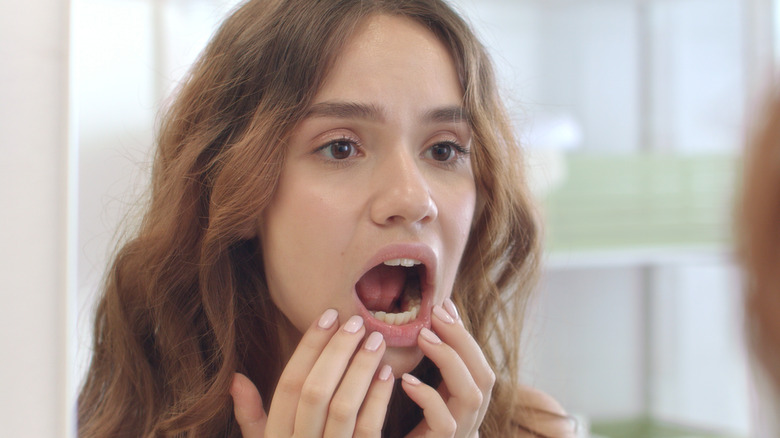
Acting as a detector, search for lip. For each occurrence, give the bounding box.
[352,243,437,347]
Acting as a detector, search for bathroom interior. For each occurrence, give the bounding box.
[69,0,773,436]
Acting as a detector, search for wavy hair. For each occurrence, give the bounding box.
[78,0,541,436]
[739,94,780,392]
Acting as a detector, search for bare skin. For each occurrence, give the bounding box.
[230,14,493,437]
[231,300,495,437]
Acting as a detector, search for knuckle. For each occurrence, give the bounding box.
[300,383,330,407]
[275,376,303,397]
[462,384,484,411]
[327,397,355,423]
[478,368,496,391]
[299,332,326,350]
[441,415,457,436]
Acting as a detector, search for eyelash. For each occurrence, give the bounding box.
[313,136,471,168]
[314,136,364,167]
[426,140,471,168]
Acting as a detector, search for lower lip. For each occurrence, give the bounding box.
[355,294,432,347]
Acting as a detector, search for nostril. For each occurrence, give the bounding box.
[376,201,436,226]
[377,190,436,224]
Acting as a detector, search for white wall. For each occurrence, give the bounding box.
[72,0,245,394]
[526,258,751,435]
[523,266,648,419]
[650,262,749,432]
[0,0,72,437]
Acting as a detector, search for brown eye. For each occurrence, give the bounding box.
[429,143,454,161]
[326,140,356,160]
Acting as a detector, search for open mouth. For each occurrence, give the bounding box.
[355,258,426,326]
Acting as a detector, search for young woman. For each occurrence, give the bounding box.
[78,1,575,436]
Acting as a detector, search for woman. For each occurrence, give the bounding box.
[78,0,575,436]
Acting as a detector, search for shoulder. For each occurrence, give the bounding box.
[512,385,579,438]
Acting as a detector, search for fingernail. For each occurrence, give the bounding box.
[318,309,338,329]
[402,373,421,385]
[364,331,383,351]
[433,305,454,324]
[343,315,364,333]
[444,298,459,321]
[419,327,442,344]
[379,364,393,381]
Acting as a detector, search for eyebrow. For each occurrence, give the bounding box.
[303,101,469,124]
[423,106,469,124]
[304,101,384,121]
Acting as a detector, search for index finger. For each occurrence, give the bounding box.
[431,300,495,391]
[431,300,496,431]
[265,308,340,434]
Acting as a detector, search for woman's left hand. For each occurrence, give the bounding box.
[402,298,495,438]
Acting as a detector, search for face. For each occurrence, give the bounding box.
[258,14,477,374]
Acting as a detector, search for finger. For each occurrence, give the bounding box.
[432,300,496,428]
[323,332,387,437]
[402,373,456,437]
[417,327,481,435]
[433,300,495,394]
[231,373,267,438]
[266,308,340,435]
[293,315,366,436]
[353,364,395,438]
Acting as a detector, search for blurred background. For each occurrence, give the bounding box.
[1,0,776,436]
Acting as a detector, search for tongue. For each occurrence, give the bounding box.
[355,265,406,312]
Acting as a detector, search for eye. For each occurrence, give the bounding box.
[424,141,469,163]
[317,139,359,160]
[429,142,455,161]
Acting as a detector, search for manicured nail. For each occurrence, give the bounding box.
[444,298,459,320]
[420,327,442,344]
[402,373,421,385]
[364,331,384,351]
[433,305,455,324]
[318,308,338,329]
[379,364,393,381]
[343,315,364,333]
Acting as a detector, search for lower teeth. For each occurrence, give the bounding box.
[370,299,421,325]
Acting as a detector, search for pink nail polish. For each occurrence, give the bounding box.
[379,364,393,381]
[318,309,338,329]
[433,305,454,324]
[419,327,442,344]
[443,298,459,320]
[402,373,421,385]
[343,315,364,333]
[364,331,383,351]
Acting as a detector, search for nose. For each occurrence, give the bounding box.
[369,150,438,227]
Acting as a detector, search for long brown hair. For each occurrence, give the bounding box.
[739,94,780,391]
[77,1,540,436]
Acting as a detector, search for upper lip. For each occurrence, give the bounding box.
[354,242,437,294]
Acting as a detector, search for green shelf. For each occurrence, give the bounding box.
[540,153,741,252]
[591,417,744,438]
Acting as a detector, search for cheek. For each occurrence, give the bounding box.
[438,180,477,282]
[258,180,358,326]
[446,181,477,244]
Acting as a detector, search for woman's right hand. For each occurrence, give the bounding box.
[229,309,395,437]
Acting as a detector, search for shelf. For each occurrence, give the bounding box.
[539,153,740,261]
[591,417,744,438]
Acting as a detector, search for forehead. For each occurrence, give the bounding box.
[313,14,464,105]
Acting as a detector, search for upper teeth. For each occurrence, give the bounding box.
[383,258,421,267]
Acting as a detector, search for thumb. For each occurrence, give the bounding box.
[230,372,267,438]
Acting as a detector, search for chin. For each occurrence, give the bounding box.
[381,345,425,377]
